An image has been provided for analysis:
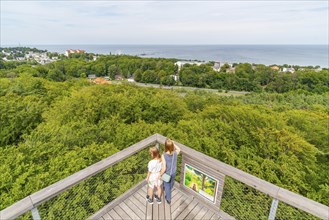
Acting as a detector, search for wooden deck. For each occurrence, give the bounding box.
[89,181,234,220]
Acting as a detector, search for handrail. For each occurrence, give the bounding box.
[0,134,157,220]
[156,134,329,219]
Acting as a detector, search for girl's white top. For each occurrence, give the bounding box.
[148,159,162,173]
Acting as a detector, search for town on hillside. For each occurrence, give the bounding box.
[0,47,98,65]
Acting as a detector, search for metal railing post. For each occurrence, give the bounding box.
[268,198,279,220]
[31,207,41,220]
[180,153,186,185]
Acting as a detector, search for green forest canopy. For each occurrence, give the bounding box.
[0,75,328,209]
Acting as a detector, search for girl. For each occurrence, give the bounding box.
[160,138,181,204]
[146,147,163,204]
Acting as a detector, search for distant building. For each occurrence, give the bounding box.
[271,66,280,71]
[281,67,295,73]
[217,62,235,73]
[115,75,123,80]
[88,74,96,80]
[213,62,221,72]
[315,68,322,72]
[226,67,236,73]
[170,75,179,81]
[65,49,85,57]
[175,61,207,71]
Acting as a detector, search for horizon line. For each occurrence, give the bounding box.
[1,43,328,46]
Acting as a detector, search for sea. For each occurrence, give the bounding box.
[22,45,329,68]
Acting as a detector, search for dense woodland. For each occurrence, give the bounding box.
[0,51,328,219]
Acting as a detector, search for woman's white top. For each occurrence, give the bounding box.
[148,159,162,173]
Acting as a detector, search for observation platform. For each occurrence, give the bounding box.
[1,134,328,220]
[89,182,233,220]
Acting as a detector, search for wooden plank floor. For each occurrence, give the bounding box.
[92,183,232,220]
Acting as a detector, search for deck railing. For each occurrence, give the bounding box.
[1,134,328,220]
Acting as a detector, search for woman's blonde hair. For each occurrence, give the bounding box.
[165,138,175,154]
[149,146,161,159]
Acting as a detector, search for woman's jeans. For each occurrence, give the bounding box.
[164,172,176,203]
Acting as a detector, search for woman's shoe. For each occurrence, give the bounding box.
[164,195,170,204]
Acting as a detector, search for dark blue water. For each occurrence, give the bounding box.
[24,45,329,67]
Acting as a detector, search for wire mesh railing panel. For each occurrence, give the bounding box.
[276,201,320,220]
[175,153,182,184]
[16,211,33,220]
[37,148,149,220]
[220,176,272,220]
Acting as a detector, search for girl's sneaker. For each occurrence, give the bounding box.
[146,195,153,204]
[154,195,161,204]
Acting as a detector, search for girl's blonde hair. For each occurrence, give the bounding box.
[165,138,174,154]
[149,146,161,159]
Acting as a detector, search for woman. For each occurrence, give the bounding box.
[160,138,181,204]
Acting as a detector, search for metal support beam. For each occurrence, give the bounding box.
[268,198,279,220]
[31,207,41,220]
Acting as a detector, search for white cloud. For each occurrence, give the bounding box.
[1,1,328,45]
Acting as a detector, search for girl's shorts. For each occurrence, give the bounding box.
[148,173,163,188]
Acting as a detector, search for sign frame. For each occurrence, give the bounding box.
[183,163,220,204]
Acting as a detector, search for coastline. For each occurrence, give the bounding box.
[3,44,328,68]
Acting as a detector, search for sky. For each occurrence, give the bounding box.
[1,0,328,45]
